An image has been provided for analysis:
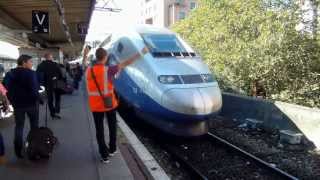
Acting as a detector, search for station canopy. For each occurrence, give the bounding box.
[0,0,96,58]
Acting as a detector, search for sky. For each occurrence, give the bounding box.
[0,41,19,59]
[85,0,140,42]
[0,0,140,58]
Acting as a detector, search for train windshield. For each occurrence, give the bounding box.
[141,34,187,53]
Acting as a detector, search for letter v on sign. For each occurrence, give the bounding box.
[36,14,46,25]
[32,10,49,33]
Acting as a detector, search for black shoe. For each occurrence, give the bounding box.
[109,147,117,156]
[14,145,24,159]
[52,114,61,119]
[100,155,110,164]
[15,151,24,159]
[55,109,60,114]
[109,150,117,157]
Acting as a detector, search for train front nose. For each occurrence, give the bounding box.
[161,86,222,116]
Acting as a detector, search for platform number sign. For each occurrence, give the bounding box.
[32,10,49,33]
[77,23,88,35]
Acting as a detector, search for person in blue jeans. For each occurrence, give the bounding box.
[4,55,42,158]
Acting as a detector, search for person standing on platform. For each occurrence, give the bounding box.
[59,64,67,83]
[37,53,63,119]
[73,63,83,90]
[4,55,42,158]
[85,47,148,163]
[0,82,9,164]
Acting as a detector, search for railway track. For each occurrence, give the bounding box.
[160,133,299,180]
[118,107,299,179]
[162,143,209,180]
[206,133,298,180]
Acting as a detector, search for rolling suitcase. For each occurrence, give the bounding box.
[25,102,57,160]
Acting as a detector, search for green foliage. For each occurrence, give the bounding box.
[172,0,320,108]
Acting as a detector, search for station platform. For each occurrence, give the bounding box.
[0,86,136,180]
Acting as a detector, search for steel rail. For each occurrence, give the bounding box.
[162,143,209,180]
[207,132,299,180]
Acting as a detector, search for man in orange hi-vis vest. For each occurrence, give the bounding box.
[85,46,148,163]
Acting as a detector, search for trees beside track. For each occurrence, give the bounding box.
[172,0,320,108]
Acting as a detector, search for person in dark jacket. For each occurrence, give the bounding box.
[37,53,62,119]
[4,55,42,158]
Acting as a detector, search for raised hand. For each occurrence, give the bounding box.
[83,45,90,57]
[141,46,149,55]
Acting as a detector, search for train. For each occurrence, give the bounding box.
[96,25,222,136]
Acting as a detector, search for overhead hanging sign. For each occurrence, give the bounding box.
[77,23,88,35]
[32,10,49,33]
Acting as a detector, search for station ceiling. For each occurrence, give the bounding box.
[0,0,96,58]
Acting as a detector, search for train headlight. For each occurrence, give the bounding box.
[201,74,215,82]
[158,75,182,84]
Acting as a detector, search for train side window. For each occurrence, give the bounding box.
[117,42,124,54]
[114,40,125,61]
[115,37,139,63]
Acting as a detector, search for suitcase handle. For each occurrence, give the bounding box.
[45,101,49,127]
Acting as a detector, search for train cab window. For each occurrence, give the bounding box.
[141,33,187,55]
[117,42,124,54]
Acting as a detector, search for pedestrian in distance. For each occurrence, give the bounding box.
[0,82,10,118]
[251,79,267,99]
[4,55,43,158]
[66,62,71,77]
[37,53,63,119]
[85,46,149,163]
[0,82,9,165]
[73,63,83,90]
[59,64,67,83]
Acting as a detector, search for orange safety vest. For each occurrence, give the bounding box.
[86,64,118,112]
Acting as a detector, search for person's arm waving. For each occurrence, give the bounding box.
[82,46,90,67]
[118,47,149,70]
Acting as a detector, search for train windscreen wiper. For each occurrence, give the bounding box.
[151,51,197,58]
[152,52,173,57]
[173,51,197,57]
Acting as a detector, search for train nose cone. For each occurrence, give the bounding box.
[161,86,222,115]
[198,86,222,113]
[161,88,205,115]
[162,88,204,115]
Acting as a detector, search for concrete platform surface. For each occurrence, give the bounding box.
[0,88,133,180]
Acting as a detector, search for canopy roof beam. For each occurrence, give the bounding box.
[52,0,73,46]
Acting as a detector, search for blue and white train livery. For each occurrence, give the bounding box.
[99,25,222,136]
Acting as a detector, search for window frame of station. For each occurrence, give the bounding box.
[190,2,197,10]
[178,11,186,20]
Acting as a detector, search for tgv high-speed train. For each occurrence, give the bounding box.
[98,25,222,136]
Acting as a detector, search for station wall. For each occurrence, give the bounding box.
[221,92,320,149]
